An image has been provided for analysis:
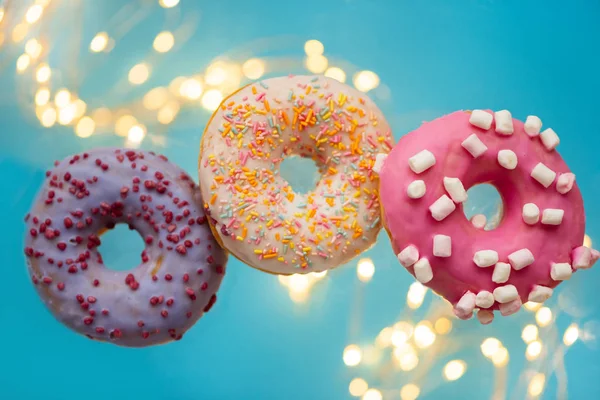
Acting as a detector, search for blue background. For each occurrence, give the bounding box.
[1,0,599,399]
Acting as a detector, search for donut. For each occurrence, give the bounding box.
[376,110,598,324]
[23,148,227,347]
[198,75,393,275]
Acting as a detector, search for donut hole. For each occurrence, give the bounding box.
[98,224,146,271]
[279,155,321,195]
[462,184,504,231]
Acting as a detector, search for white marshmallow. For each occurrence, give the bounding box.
[540,128,560,151]
[492,262,511,283]
[497,149,518,170]
[469,110,493,130]
[572,246,592,269]
[591,249,600,268]
[522,203,540,225]
[541,208,564,225]
[556,173,575,194]
[494,110,514,135]
[528,285,553,303]
[471,214,487,229]
[454,291,476,320]
[531,162,556,188]
[429,195,456,221]
[461,134,488,158]
[477,309,494,325]
[493,285,519,303]
[508,248,535,270]
[397,245,419,267]
[372,153,387,174]
[443,177,468,203]
[551,262,572,281]
[524,115,542,137]
[433,234,452,257]
[413,258,433,283]
[408,150,436,174]
[499,298,522,316]
[407,180,426,199]
[475,291,495,308]
[473,250,499,267]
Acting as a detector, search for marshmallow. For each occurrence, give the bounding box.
[556,173,575,195]
[508,248,535,270]
[540,128,560,151]
[551,262,572,281]
[524,115,542,137]
[531,162,556,188]
[572,246,592,269]
[471,214,487,229]
[443,177,468,203]
[433,234,452,257]
[494,110,514,135]
[407,180,426,199]
[461,134,488,158]
[475,291,495,309]
[408,150,436,174]
[469,110,493,130]
[429,195,456,221]
[413,258,433,283]
[492,262,511,283]
[493,285,519,303]
[397,245,419,267]
[591,249,600,268]
[499,298,522,316]
[528,285,553,303]
[372,153,387,174]
[541,208,564,225]
[473,250,499,267]
[477,309,494,325]
[454,291,476,320]
[522,203,540,225]
[497,149,518,170]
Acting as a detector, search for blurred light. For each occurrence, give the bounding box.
[395,346,419,371]
[16,54,30,73]
[201,89,224,111]
[153,31,175,53]
[54,89,71,108]
[414,322,436,349]
[528,373,546,397]
[362,389,382,400]
[434,317,452,335]
[524,301,542,312]
[400,384,420,400]
[325,67,347,83]
[179,79,204,100]
[305,55,328,74]
[115,115,138,137]
[205,62,228,86]
[75,117,95,138]
[25,5,43,23]
[0,8,4,23]
[143,87,169,110]
[288,274,310,293]
[58,104,76,125]
[349,378,368,397]
[563,324,579,346]
[353,71,380,92]
[36,0,51,6]
[392,322,413,347]
[168,76,186,95]
[35,88,50,106]
[159,0,180,8]
[40,107,57,127]
[312,270,327,280]
[36,64,51,83]
[129,63,150,85]
[526,340,542,361]
[242,58,266,80]
[304,40,324,56]
[536,307,553,327]
[128,125,146,143]
[407,282,427,309]
[375,327,393,348]
[157,101,180,124]
[357,258,375,282]
[584,234,592,248]
[12,24,28,42]
[481,338,502,358]
[25,39,42,58]
[73,99,87,119]
[289,290,308,303]
[521,324,539,344]
[92,108,112,127]
[361,345,381,366]
[492,347,509,367]
[90,32,109,53]
[443,360,466,381]
[343,345,362,367]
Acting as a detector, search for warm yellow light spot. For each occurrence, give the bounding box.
[157,101,180,124]
[304,39,324,56]
[305,55,328,74]
[521,324,539,344]
[434,317,452,335]
[40,107,57,127]
[168,76,186,94]
[242,58,266,80]
[128,63,150,85]
[36,64,51,83]
[312,270,327,280]
[73,99,87,119]
[536,307,552,327]
[0,8,4,23]
[481,337,502,358]
[288,274,310,294]
[348,378,368,397]
[443,360,466,381]
[375,327,393,348]
[35,0,51,5]
[75,117,95,138]
[357,258,375,282]
[179,78,204,100]
[391,321,413,347]
[12,24,28,43]
[159,0,180,8]
[526,340,542,361]
[563,324,579,346]
[205,62,228,86]
[361,345,381,366]
[16,54,30,73]
[353,71,380,92]
[289,290,309,303]
[491,347,509,367]
[407,282,427,309]
[115,115,138,137]
[92,108,112,127]
[54,89,71,108]
[35,88,50,106]
[343,344,362,367]
[58,104,77,125]
[395,347,419,371]
[25,38,42,58]
[400,384,420,400]
[524,301,542,312]
[325,67,347,83]
[362,388,382,400]
[25,5,43,23]
[414,321,435,349]
[153,31,175,53]
[201,89,224,111]
[584,234,592,248]
[90,32,109,53]
[143,87,169,110]
[528,373,546,397]
[128,124,146,143]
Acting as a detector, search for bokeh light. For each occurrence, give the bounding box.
[343,345,362,367]
[528,373,546,397]
[304,39,324,56]
[400,384,420,400]
[357,258,375,282]
[153,31,175,53]
[349,378,368,397]
[90,32,109,52]
[443,360,466,381]
[129,63,151,85]
[242,58,266,80]
[563,324,579,346]
[362,388,382,400]
[536,307,553,327]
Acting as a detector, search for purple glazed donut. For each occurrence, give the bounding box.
[23,148,227,347]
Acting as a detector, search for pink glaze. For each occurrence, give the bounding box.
[24,148,227,347]
[379,111,588,315]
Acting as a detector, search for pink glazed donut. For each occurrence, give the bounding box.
[24,148,227,347]
[376,110,599,324]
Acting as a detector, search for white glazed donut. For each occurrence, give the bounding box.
[199,75,394,275]
[24,148,227,347]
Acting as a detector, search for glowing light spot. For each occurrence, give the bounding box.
[0,8,4,23]
[353,71,380,92]
[16,54,30,73]
[305,55,328,74]
[143,87,169,110]
[36,64,51,83]
[481,337,502,358]
[25,38,42,58]
[491,347,509,367]
[362,388,382,400]
[434,317,452,335]
[288,274,310,294]
[73,99,87,119]
[128,125,146,143]
[395,346,419,371]
[58,104,76,125]
[414,322,435,349]
[157,101,180,124]
[343,344,362,367]
[524,301,542,312]
[584,234,592,248]
[12,24,28,43]
[179,79,204,100]
[563,324,579,346]
[128,63,150,85]
[25,5,43,23]
[391,322,413,347]
[304,40,324,56]
[289,290,308,303]
[526,340,542,361]
[325,67,347,83]
[407,282,427,309]
[90,32,109,53]
[521,324,539,344]
[205,62,228,86]
[528,373,546,397]
[92,108,112,127]
[75,117,95,138]
[115,115,138,137]
[242,58,266,80]
[361,345,381,366]
[153,31,175,53]
[54,89,71,108]
[35,88,50,106]
[348,378,368,397]
[375,327,393,348]
[159,0,180,8]
[535,307,553,327]
[201,89,224,111]
[357,258,375,282]
[443,360,466,381]
[400,384,420,400]
[40,107,56,127]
